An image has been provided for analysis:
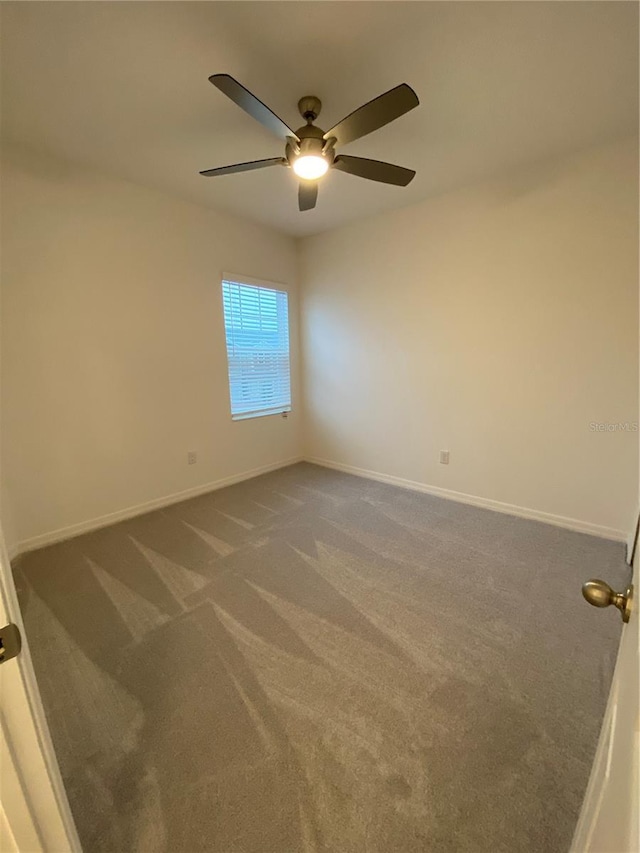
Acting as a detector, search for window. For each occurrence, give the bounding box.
[221,277,291,420]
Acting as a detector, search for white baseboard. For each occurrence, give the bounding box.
[12,456,302,559]
[305,456,626,542]
[9,452,627,559]
[6,543,20,562]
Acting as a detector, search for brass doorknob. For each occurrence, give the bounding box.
[582,579,633,623]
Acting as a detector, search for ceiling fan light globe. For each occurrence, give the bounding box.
[293,155,329,180]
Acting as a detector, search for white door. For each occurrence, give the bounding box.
[570,549,639,852]
[0,520,80,852]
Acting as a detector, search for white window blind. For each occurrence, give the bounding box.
[221,279,291,420]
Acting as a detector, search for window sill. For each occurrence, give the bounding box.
[231,409,292,422]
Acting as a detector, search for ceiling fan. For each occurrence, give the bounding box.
[200,74,419,212]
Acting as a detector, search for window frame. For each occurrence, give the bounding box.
[220,272,293,422]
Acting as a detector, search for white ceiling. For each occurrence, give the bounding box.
[1,1,637,237]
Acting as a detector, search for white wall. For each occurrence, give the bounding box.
[3,138,637,547]
[1,146,300,548]
[299,138,639,537]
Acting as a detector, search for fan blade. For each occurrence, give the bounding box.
[333,155,415,186]
[323,84,418,147]
[209,74,300,142]
[298,181,318,211]
[200,157,287,177]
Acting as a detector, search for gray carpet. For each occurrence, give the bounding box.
[13,462,628,853]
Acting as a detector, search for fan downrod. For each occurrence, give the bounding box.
[298,96,322,124]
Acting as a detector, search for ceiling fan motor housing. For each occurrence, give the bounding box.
[288,123,334,167]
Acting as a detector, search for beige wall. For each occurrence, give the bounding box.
[1,147,300,548]
[2,138,637,548]
[299,138,639,537]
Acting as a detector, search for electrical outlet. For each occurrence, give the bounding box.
[439,450,450,465]
[187,451,197,465]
